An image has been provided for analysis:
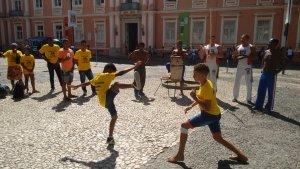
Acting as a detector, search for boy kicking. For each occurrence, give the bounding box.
[69,61,142,144]
[168,63,248,163]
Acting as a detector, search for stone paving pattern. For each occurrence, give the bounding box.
[0,59,299,169]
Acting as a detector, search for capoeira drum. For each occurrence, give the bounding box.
[170,56,184,81]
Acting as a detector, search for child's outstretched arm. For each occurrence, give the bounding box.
[115,61,142,77]
[69,82,91,90]
[184,101,198,114]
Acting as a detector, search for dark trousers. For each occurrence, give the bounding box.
[47,62,62,88]
[79,69,95,92]
[133,66,146,91]
[255,72,277,111]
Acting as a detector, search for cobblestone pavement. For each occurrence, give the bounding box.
[0,59,299,169]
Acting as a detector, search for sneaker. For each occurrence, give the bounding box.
[106,137,115,145]
[232,99,238,102]
[83,91,87,96]
[247,100,253,104]
[250,106,263,112]
[139,91,145,97]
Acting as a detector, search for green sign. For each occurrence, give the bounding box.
[179,12,189,48]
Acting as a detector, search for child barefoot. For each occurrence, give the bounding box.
[168,63,248,163]
[21,45,39,93]
[70,61,142,144]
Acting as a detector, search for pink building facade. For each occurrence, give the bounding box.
[0,0,299,56]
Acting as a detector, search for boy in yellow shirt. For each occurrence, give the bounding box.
[1,43,23,89]
[21,45,38,93]
[70,61,142,145]
[74,40,96,96]
[168,63,248,163]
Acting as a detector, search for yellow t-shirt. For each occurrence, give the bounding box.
[197,80,221,115]
[74,49,92,71]
[90,73,116,107]
[3,50,23,67]
[21,54,35,74]
[39,44,60,64]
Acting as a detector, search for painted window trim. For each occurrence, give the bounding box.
[15,24,23,41]
[34,0,43,9]
[163,19,177,45]
[94,21,106,43]
[53,0,62,8]
[254,16,273,44]
[190,18,206,44]
[35,23,44,37]
[72,0,83,7]
[74,22,84,42]
[221,17,238,44]
[53,22,63,40]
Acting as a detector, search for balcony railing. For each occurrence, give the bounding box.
[9,10,23,17]
[120,2,140,11]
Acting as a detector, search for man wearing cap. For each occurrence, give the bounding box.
[251,38,284,113]
[39,37,63,90]
[0,43,23,89]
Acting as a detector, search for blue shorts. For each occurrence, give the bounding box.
[105,86,119,117]
[187,111,221,133]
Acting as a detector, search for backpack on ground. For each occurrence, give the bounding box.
[0,84,10,98]
[13,81,24,99]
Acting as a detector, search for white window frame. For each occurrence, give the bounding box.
[13,0,22,11]
[94,22,106,43]
[15,24,23,41]
[53,0,62,8]
[192,0,207,8]
[221,18,238,44]
[164,0,178,10]
[254,16,273,44]
[35,24,44,37]
[95,0,105,6]
[74,22,84,42]
[163,19,177,44]
[53,23,63,40]
[190,18,206,44]
[223,0,239,7]
[256,0,274,5]
[34,0,43,9]
[72,0,82,7]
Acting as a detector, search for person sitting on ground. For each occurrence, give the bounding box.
[69,61,142,145]
[21,45,39,94]
[167,63,248,163]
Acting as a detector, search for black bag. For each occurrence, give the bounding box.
[0,84,10,98]
[13,81,24,99]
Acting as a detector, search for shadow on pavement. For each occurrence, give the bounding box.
[217,159,249,169]
[264,110,300,127]
[52,100,72,112]
[217,99,238,110]
[171,161,192,169]
[31,90,62,102]
[60,147,119,169]
[171,94,193,106]
[72,94,95,106]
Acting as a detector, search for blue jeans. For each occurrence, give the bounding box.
[188,111,221,133]
[79,69,95,93]
[47,62,62,88]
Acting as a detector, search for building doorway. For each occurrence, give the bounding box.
[125,23,138,53]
